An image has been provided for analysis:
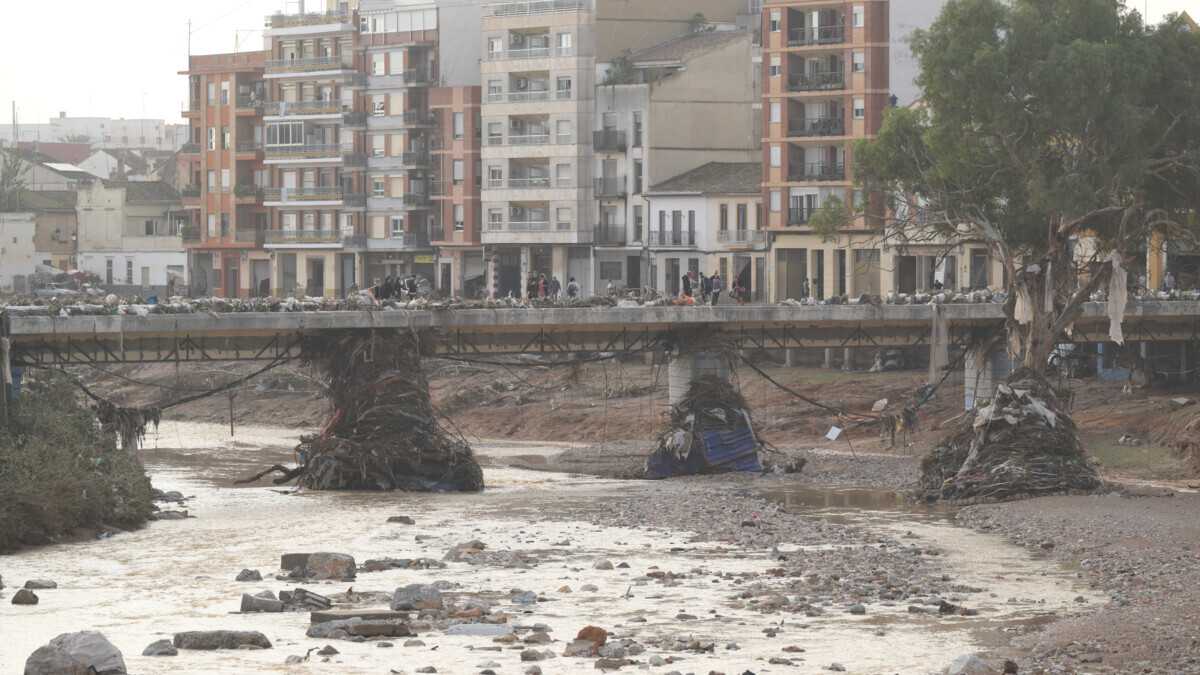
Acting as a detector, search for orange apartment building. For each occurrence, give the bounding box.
[180,51,270,297]
[429,85,483,297]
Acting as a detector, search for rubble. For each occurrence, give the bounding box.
[918,369,1100,502]
[172,630,272,650]
[645,375,764,479]
[280,552,356,580]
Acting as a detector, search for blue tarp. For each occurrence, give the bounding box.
[644,426,762,479]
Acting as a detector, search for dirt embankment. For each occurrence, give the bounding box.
[78,354,1199,482]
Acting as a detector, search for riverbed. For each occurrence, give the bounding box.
[0,421,1100,674]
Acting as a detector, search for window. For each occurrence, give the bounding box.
[556,207,572,229]
[687,211,696,244]
[207,82,215,103]
[770,190,782,212]
[769,9,781,32]
[207,170,216,190]
[488,122,503,144]
[556,163,572,187]
[558,32,573,53]
[220,213,230,234]
[633,205,643,241]
[556,77,572,99]
[556,119,572,143]
[222,127,230,149]
[453,113,464,139]
[769,55,781,78]
[853,189,865,209]
[372,53,386,75]
[454,205,465,230]
[737,204,748,230]
[220,81,230,105]
[221,169,231,188]
[373,135,386,157]
[852,51,865,73]
[770,102,782,124]
[105,259,113,285]
[488,209,503,228]
[853,5,864,27]
[487,79,503,97]
[266,122,303,145]
[630,160,643,195]
[488,38,503,56]
[125,260,134,285]
[599,262,623,281]
[391,216,404,237]
[389,51,405,74]
[719,204,729,231]
[373,178,385,196]
[770,144,782,167]
[453,160,465,184]
[144,219,155,236]
[853,97,866,119]
[632,111,643,147]
[207,127,216,150]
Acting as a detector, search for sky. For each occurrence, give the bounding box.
[0,0,1195,127]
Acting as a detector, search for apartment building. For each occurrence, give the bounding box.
[761,0,958,301]
[76,181,187,295]
[592,28,759,293]
[180,51,270,297]
[430,86,485,297]
[479,0,749,299]
[645,162,765,298]
[261,5,368,297]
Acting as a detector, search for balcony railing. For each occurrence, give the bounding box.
[508,220,551,231]
[264,229,361,246]
[265,55,352,73]
[263,186,346,202]
[593,224,627,245]
[267,9,350,29]
[788,24,846,46]
[788,71,845,92]
[717,229,767,245]
[264,144,349,160]
[182,225,201,242]
[181,143,200,154]
[593,129,627,152]
[487,0,586,17]
[368,231,432,250]
[788,207,810,225]
[488,177,553,190]
[594,176,627,198]
[648,230,696,247]
[235,95,263,110]
[367,111,437,128]
[235,228,266,245]
[264,100,342,116]
[181,185,201,198]
[235,140,261,153]
[486,90,553,104]
[791,161,846,181]
[789,116,845,137]
[234,184,262,199]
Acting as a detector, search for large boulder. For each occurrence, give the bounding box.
[240,593,284,613]
[24,631,127,675]
[12,589,38,605]
[141,640,178,657]
[24,579,57,590]
[235,569,262,582]
[173,630,272,650]
[391,584,445,611]
[945,655,998,675]
[281,552,356,580]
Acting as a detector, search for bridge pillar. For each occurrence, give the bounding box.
[520,246,532,300]
[824,348,834,369]
[928,305,950,384]
[964,345,1013,410]
[668,350,730,407]
[842,347,853,371]
[784,349,800,367]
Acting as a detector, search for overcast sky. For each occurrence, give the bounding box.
[0,0,1194,126]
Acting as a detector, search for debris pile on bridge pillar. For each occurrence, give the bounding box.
[917,369,1099,503]
[293,330,483,492]
[645,373,766,479]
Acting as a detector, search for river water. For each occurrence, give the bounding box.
[0,421,1099,674]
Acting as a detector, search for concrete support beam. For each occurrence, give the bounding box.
[929,305,950,384]
[785,349,799,367]
[824,348,834,369]
[964,345,1013,410]
[842,347,853,372]
[668,350,730,407]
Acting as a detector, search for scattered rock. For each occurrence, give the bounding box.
[443,540,487,562]
[25,631,127,675]
[872,398,889,412]
[593,559,614,570]
[279,587,332,610]
[1169,397,1194,410]
[580,584,599,592]
[848,603,866,615]
[524,632,553,645]
[317,645,339,656]
[564,640,599,657]
[416,667,437,673]
[521,649,549,662]
[391,584,445,611]
[24,579,57,589]
[235,569,262,582]
[173,630,272,650]
[289,552,356,580]
[404,639,426,647]
[595,657,634,669]
[152,510,189,520]
[576,626,608,648]
[525,667,543,675]
[285,655,305,665]
[141,640,177,657]
[511,590,538,605]
[361,557,447,572]
[446,623,513,638]
[240,593,284,613]
[377,642,394,648]
[12,588,38,605]
[827,664,847,672]
[387,515,416,524]
[945,654,998,675]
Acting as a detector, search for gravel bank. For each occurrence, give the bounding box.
[957,492,1200,674]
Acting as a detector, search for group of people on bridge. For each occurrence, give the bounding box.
[371,275,422,301]
[679,270,748,306]
[527,273,581,300]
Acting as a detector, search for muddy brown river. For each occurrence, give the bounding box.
[0,421,1099,674]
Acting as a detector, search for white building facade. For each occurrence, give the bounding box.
[76,181,188,294]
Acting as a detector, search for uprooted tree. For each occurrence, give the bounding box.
[854,0,1200,500]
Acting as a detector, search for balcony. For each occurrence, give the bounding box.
[788,24,846,47]
[487,177,553,190]
[267,9,351,30]
[234,184,262,201]
[594,176,627,198]
[487,0,586,16]
[181,185,201,199]
[367,193,431,210]
[264,144,351,162]
[788,207,810,226]
[485,90,553,104]
[182,225,201,242]
[264,100,341,116]
[507,220,551,231]
[593,129,627,153]
[593,224,627,246]
[183,99,200,116]
[265,55,353,74]
[788,71,845,92]
[263,186,350,204]
[367,152,431,170]
[235,140,262,155]
[367,111,437,130]
[717,229,767,246]
[264,229,364,248]
[789,116,845,137]
[648,230,696,247]
[181,143,200,155]
[368,69,431,89]
[367,232,432,251]
[235,96,263,113]
[790,161,846,181]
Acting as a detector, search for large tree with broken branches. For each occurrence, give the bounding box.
[855,0,1200,502]
[856,0,1200,372]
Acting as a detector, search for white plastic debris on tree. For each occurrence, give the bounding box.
[1107,251,1127,345]
[1013,285,1034,324]
[1044,261,1054,312]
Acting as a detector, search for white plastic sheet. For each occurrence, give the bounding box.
[1107,251,1127,345]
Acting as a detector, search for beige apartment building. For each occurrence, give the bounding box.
[479,0,750,299]
[760,0,1001,301]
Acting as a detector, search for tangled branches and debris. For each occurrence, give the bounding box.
[645,374,765,479]
[917,369,1100,503]
[258,330,483,492]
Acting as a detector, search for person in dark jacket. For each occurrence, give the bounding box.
[549,276,562,299]
[710,271,723,306]
[700,273,712,304]
[681,273,693,298]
